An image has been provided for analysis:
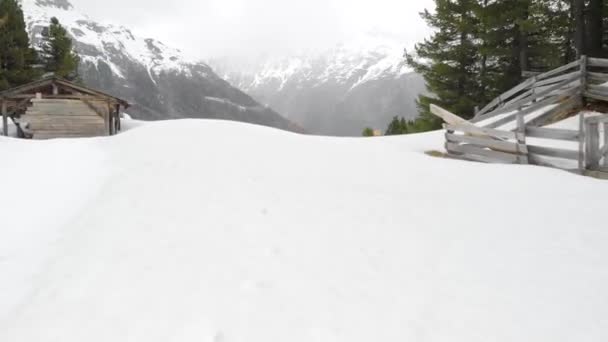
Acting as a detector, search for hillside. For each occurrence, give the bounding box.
[21,0,303,133]
[211,34,426,136]
[1,119,607,342]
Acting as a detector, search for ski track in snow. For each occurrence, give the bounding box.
[1,119,608,342]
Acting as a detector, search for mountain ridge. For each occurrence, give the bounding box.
[21,0,305,133]
[210,34,426,136]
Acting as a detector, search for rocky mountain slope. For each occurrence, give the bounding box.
[212,35,426,136]
[22,0,303,133]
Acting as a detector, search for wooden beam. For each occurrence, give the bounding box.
[579,112,585,171]
[431,104,510,140]
[473,77,536,119]
[2,100,7,136]
[535,59,582,81]
[516,112,528,164]
[446,142,520,163]
[480,73,581,122]
[485,87,579,129]
[588,71,608,83]
[444,124,522,140]
[588,57,608,68]
[528,145,579,160]
[526,96,581,127]
[535,70,582,88]
[0,78,56,97]
[586,122,601,169]
[604,123,608,168]
[584,91,608,102]
[581,55,588,107]
[115,104,121,133]
[54,79,130,108]
[525,127,580,141]
[445,133,526,154]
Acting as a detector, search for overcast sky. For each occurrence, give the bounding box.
[70,0,435,60]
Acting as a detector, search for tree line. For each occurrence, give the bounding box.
[372,0,607,136]
[0,0,79,91]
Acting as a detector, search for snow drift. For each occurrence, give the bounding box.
[1,120,607,342]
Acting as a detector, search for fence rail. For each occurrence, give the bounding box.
[435,56,608,176]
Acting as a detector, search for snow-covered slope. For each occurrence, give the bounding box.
[1,120,608,342]
[21,0,303,133]
[211,34,426,136]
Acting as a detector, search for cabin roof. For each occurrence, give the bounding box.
[0,76,130,108]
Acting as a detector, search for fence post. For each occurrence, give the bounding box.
[604,122,608,169]
[580,55,588,106]
[579,112,585,171]
[1,100,6,137]
[516,112,528,164]
[443,124,454,155]
[586,121,600,170]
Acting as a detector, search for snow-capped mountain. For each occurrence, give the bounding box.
[21,0,303,133]
[211,34,426,136]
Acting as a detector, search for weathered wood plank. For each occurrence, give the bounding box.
[25,108,103,116]
[33,132,107,140]
[584,115,608,124]
[587,83,608,93]
[588,57,608,68]
[588,72,608,83]
[528,145,579,160]
[584,91,608,102]
[19,114,104,121]
[535,70,581,88]
[603,123,608,168]
[431,105,513,140]
[28,123,106,131]
[528,153,570,168]
[445,132,526,154]
[485,87,579,129]
[516,112,529,164]
[525,127,580,141]
[444,124,521,140]
[2,101,7,136]
[8,94,121,104]
[430,104,470,126]
[477,75,580,124]
[526,95,581,127]
[473,77,536,119]
[586,121,601,169]
[503,89,534,107]
[446,142,520,163]
[535,59,582,81]
[579,112,585,170]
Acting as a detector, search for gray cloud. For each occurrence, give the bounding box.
[69,0,434,60]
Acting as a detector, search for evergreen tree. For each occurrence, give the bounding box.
[0,0,40,90]
[587,0,604,57]
[478,0,525,97]
[41,17,80,80]
[406,0,483,132]
[362,127,375,137]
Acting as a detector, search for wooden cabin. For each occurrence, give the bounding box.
[0,77,130,139]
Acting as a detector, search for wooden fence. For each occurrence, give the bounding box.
[437,55,608,176]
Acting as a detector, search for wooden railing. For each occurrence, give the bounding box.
[431,56,605,175]
[443,119,528,165]
[472,58,585,128]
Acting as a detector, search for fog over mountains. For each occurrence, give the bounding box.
[212,35,426,136]
[22,0,425,136]
[23,0,304,133]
